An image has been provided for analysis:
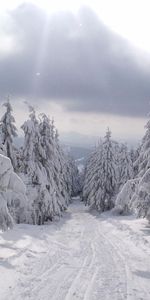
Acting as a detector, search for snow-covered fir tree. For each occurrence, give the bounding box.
[82,145,102,205]
[38,113,70,214]
[130,148,137,164]
[114,118,150,219]
[0,98,18,170]
[20,107,72,224]
[118,143,134,189]
[134,119,150,177]
[132,119,150,218]
[83,129,117,212]
[67,155,82,197]
[97,128,117,210]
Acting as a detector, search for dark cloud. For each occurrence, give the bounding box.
[1,3,150,117]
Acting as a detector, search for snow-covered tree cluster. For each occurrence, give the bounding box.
[0,99,79,230]
[2,97,150,229]
[115,118,150,221]
[82,129,134,212]
[67,155,82,197]
[83,119,150,222]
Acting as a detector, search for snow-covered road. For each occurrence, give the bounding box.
[0,198,150,300]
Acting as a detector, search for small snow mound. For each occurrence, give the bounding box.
[0,154,27,230]
[115,178,139,215]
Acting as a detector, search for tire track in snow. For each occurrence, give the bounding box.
[98,221,150,300]
[6,200,134,300]
[95,225,128,300]
[64,251,92,300]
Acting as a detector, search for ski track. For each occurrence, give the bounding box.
[0,198,150,300]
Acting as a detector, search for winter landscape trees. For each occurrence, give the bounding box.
[1,98,150,231]
[83,129,134,212]
[83,116,150,223]
[1,99,150,300]
[83,129,117,211]
[0,100,80,230]
[114,118,150,220]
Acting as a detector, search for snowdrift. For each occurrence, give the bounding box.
[0,154,27,230]
[115,168,150,219]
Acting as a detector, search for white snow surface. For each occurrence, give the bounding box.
[0,198,150,300]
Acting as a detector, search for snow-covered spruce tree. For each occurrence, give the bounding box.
[21,108,72,224]
[20,106,37,176]
[83,129,117,212]
[134,119,150,177]
[97,128,117,210]
[21,107,52,224]
[130,148,137,164]
[82,144,102,205]
[38,113,71,214]
[114,178,140,215]
[67,155,81,197]
[54,143,72,204]
[131,135,150,218]
[114,168,150,218]
[0,98,17,170]
[114,118,150,218]
[125,119,150,219]
[132,169,150,217]
[118,143,134,190]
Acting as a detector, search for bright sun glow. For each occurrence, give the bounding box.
[32,0,150,53]
[29,0,83,14]
[1,0,150,52]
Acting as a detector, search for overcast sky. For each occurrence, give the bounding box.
[0,0,150,146]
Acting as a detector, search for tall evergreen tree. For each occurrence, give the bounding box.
[134,119,150,177]
[38,113,69,213]
[83,129,117,212]
[115,119,150,218]
[67,155,81,197]
[98,128,117,210]
[83,145,102,205]
[21,108,72,224]
[118,143,133,189]
[0,98,17,170]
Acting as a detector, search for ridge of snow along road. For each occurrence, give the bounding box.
[0,199,150,300]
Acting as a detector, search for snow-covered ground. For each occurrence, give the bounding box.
[0,198,150,300]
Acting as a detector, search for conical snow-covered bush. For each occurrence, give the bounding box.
[114,178,140,215]
[0,154,27,230]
